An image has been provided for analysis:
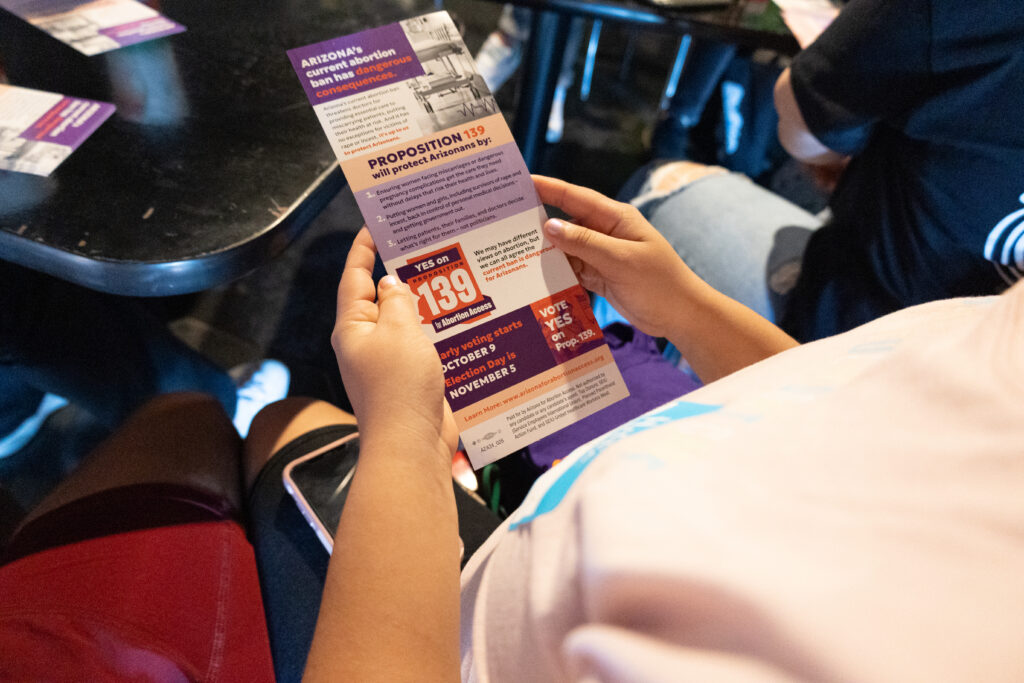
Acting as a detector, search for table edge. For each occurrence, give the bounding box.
[0,166,346,297]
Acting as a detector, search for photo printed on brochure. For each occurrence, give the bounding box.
[288,11,628,467]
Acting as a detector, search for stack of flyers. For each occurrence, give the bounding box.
[0,0,185,55]
[288,11,629,468]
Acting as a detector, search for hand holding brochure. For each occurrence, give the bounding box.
[288,12,629,467]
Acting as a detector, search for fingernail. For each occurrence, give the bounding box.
[545,219,565,236]
[380,275,398,288]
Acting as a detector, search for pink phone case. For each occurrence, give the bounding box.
[281,433,360,553]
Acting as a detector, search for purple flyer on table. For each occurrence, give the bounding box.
[0,0,185,55]
[0,84,115,176]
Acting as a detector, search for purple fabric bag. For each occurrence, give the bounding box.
[526,324,702,470]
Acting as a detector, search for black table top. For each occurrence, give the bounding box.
[0,0,431,296]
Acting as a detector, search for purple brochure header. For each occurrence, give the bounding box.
[440,306,558,413]
[22,96,115,148]
[287,23,423,105]
[99,16,185,46]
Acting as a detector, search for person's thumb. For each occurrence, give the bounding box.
[376,275,420,326]
[543,218,622,273]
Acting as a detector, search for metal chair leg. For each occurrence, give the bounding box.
[580,19,602,102]
[660,34,692,111]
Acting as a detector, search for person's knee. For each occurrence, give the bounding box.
[120,392,237,450]
[247,397,350,444]
[243,398,356,491]
[133,391,227,419]
[642,161,729,199]
[19,392,242,527]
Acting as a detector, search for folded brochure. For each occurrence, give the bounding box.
[0,0,185,56]
[288,11,628,467]
[0,83,114,176]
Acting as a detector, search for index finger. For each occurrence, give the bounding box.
[533,175,635,238]
[337,227,380,321]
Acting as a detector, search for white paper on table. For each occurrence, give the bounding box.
[0,83,115,176]
[0,0,185,55]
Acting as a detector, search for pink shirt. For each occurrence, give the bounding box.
[462,281,1024,682]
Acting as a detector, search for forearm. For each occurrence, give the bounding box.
[304,431,460,683]
[532,176,799,383]
[774,67,846,166]
[664,273,798,384]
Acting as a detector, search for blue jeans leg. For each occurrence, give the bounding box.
[631,171,823,322]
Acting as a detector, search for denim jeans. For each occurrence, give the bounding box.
[627,170,824,323]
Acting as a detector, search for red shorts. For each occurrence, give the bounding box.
[0,484,274,681]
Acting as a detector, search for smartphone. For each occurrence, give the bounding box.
[282,431,467,561]
[282,433,360,553]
